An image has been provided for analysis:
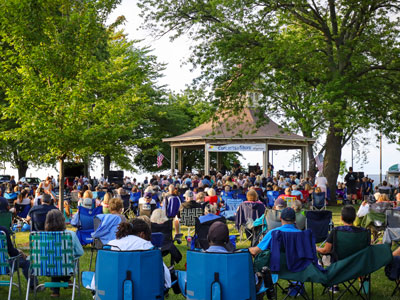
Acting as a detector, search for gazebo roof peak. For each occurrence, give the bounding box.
[163,107,315,143]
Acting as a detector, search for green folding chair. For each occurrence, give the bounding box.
[0,212,15,246]
[328,229,371,300]
[26,231,80,300]
[0,230,21,300]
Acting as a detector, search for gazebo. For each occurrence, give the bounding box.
[163,108,316,177]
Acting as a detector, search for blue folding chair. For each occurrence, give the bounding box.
[305,210,333,243]
[237,193,247,201]
[151,232,165,248]
[16,204,31,218]
[73,206,103,245]
[4,193,18,202]
[311,192,326,210]
[92,191,105,200]
[220,198,244,220]
[177,250,275,300]
[267,191,280,208]
[83,249,164,300]
[0,231,21,300]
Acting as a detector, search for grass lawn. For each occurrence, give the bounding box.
[1,206,399,299]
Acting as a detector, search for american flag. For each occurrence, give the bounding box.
[315,153,324,173]
[157,152,165,168]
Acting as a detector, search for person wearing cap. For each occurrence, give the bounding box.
[206,221,232,253]
[178,190,203,213]
[138,191,157,217]
[273,198,287,210]
[249,207,300,256]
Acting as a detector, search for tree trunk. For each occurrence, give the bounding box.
[59,157,65,213]
[307,143,318,184]
[323,123,343,205]
[17,159,28,180]
[104,154,111,179]
[84,159,90,179]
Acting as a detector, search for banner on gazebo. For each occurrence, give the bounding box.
[206,144,266,152]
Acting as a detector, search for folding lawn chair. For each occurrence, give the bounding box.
[89,214,122,270]
[311,192,326,210]
[151,219,183,265]
[266,191,280,208]
[177,250,275,300]
[82,248,164,300]
[254,229,327,300]
[357,209,388,243]
[219,198,243,220]
[326,228,371,300]
[72,206,103,245]
[235,201,266,242]
[194,215,226,250]
[306,210,333,243]
[26,231,80,300]
[0,212,15,245]
[385,256,400,296]
[0,230,21,300]
[383,209,400,245]
[180,207,203,238]
[15,204,30,218]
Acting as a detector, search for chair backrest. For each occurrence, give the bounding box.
[77,206,103,230]
[151,219,173,243]
[235,202,266,228]
[4,193,17,200]
[379,188,390,195]
[164,195,181,218]
[130,192,141,203]
[370,202,392,213]
[312,192,325,209]
[0,212,12,229]
[266,191,280,207]
[195,217,226,250]
[29,231,75,276]
[265,209,282,231]
[386,209,400,228]
[237,193,247,201]
[180,207,203,226]
[93,191,106,200]
[30,208,53,232]
[120,194,131,210]
[151,233,164,248]
[224,198,244,212]
[305,210,332,243]
[332,228,370,261]
[185,250,256,300]
[0,231,10,275]
[16,204,31,218]
[285,196,297,208]
[95,249,164,300]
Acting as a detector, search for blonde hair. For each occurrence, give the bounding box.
[246,190,258,202]
[377,194,389,202]
[207,188,216,197]
[83,190,93,199]
[103,192,112,205]
[315,187,322,193]
[196,192,205,202]
[109,197,123,213]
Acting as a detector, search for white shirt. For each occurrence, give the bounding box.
[315,177,328,189]
[138,197,156,205]
[108,235,171,288]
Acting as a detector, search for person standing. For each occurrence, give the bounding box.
[345,167,358,204]
[361,177,372,202]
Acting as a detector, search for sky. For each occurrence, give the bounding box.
[2,0,399,182]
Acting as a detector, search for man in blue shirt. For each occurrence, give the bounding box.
[249,207,300,256]
[206,221,231,253]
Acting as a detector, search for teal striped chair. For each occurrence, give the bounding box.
[0,230,21,300]
[26,231,80,300]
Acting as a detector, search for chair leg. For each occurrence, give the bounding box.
[25,276,31,300]
[8,260,15,300]
[17,259,22,295]
[89,247,94,271]
[72,275,76,300]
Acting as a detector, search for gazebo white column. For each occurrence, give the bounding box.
[170,146,176,175]
[204,145,210,175]
[263,144,269,177]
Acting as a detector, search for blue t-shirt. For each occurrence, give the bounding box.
[257,224,301,251]
[206,245,229,253]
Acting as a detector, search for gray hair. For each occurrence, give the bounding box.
[150,208,168,224]
[45,209,66,231]
[292,200,302,212]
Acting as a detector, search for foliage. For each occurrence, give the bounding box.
[138,0,400,200]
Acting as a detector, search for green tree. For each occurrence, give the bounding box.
[138,0,400,202]
[0,0,121,210]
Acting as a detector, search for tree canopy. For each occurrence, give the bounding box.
[138,0,400,201]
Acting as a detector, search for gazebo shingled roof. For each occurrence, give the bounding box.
[162,107,315,176]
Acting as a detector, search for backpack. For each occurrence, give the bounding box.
[164,195,181,218]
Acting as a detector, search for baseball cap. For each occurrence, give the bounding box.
[82,198,93,209]
[274,198,287,208]
[207,221,229,245]
[281,207,296,221]
[184,190,194,199]
[144,192,152,198]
